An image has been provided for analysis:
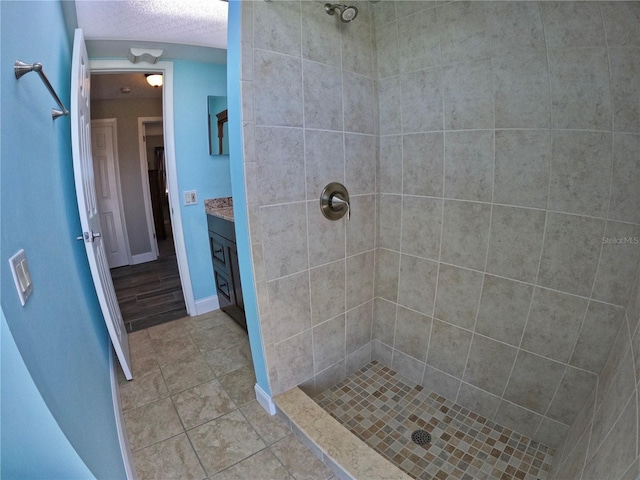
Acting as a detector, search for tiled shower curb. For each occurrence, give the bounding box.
[274,387,411,480]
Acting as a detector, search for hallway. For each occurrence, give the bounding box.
[111,235,187,332]
[119,310,335,479]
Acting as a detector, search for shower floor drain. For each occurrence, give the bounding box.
[411,429,431,446]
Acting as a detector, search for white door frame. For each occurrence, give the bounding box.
[90,59,196,316]
[137,117,163,260]
[91,118,132,266]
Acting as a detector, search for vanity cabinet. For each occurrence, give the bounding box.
[207,214,246,331]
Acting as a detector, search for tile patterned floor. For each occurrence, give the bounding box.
[315,362,554,480]
[119,310,335,480]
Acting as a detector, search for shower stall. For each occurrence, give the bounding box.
[238,1,640,478]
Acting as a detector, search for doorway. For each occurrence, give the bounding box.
[110,243,187,332]
[90,71,188,331]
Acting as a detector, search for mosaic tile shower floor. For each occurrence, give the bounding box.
[315,362,554,480]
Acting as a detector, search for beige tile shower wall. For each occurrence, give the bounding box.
[372,0,640,451]
[240,1,378,397]
[551,263,640,478]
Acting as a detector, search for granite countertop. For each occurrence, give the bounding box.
[205,197,234,222]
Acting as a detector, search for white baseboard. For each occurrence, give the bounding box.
[110,354,137,479]
[193,295,220,316]
[255,383,276,415]
[131,252,156,265]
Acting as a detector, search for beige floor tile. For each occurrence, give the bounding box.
[209,448,293,480]
[240,400,290,446]
[129,351,160,378]
[219,365,257,406]
[147,317,188,341]
[172,379,236,430]
[151,333,200,367]
[223,317,250,338]
[124,312,336,480]
[119,368,169,411]
[202,341,252,377]
[124,397,184,450]
[126,331,160,377]
[188,410,266,476]
[270,434,333,480]
[128,329,152,348]
[132,433,206,480]
[183,311,226,335]
[211,309,237,325]
[191,324,243,351]
[161,353,215,394]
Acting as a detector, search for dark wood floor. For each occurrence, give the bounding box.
[111,236,187,332]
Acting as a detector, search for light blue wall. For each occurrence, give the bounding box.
[0,1,126,478]
[173,61,232,302]
[227,0,270,394]
[1,308,95,479]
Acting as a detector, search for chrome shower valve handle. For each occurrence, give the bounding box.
[330,194,350,221]
[320,182,351,221]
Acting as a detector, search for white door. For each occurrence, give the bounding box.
[70,29,132,380]
[92,120,129,268]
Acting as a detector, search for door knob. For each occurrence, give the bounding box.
[77,231,101,242]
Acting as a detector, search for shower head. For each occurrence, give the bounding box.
[324,3,358,23]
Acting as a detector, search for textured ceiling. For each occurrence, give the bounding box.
[76,0,228,100]
[75,0,228,49]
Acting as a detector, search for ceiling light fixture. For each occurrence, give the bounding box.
[145,74,163,88]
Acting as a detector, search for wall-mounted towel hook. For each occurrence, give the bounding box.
[320,182,350,221]
[15,60,69,120]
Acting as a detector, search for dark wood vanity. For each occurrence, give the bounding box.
[206,200,246,331]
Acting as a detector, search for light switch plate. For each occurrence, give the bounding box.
[8,249,33,306]
[184,190,197,205]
